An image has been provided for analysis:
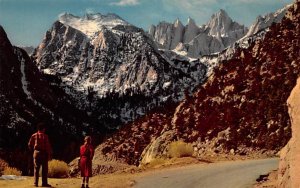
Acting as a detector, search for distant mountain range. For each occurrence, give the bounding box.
[148,8,288,58]
[149,9,247,57]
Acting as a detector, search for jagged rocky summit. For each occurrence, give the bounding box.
[148,9,248,58]
[149,6,291,59]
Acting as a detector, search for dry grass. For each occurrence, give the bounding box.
[2,167,22,176]
[48,159,69,178]
[143,158,168,168]
[168,140,194,158]
[0,158,9,175]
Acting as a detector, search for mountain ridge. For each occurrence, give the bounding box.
[148,9,248,58]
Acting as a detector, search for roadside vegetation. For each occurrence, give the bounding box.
[168,140,194,158]
[0,158,22,176]
[2,167,22,176]
[48,159,69,178]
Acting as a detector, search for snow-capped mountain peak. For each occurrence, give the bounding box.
[187,17,196,25]
[58,12,129,38]
[184,17,199,43]
[174,18,183,27]
[207,9,235,37]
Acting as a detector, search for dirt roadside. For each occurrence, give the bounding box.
[0,156,277,188]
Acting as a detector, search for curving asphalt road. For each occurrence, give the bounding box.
[134,158,279,188]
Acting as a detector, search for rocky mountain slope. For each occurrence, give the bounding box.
[245,5,289,38]
[89,1,299,170]
[0,25,100,174]
[149,9,248,57]
[33,13,208,129]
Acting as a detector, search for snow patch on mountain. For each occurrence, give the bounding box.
[59,13,129,38]
[14,48,33,100]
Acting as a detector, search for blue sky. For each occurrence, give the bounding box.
[0,0,292,46]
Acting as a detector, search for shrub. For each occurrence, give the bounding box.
[0,158,9,175]
[2,167,22,176]
[146,158,167,168]
[48,159,69,178]
[168,140,194,158]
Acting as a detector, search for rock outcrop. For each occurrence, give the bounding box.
[279,78,300,188]
[140,130,176,164]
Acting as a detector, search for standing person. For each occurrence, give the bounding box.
[28,122,52,187]
[80,136,94,188]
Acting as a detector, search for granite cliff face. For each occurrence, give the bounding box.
[91,1,299,169]
[33,13,208,129]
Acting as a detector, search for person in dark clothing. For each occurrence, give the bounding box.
[28,123,52,187]
[80,136,94,188]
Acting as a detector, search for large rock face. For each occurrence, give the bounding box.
[207,9,246,39]
[149,9,248,57]
[34,13,208,129]
[183,17,199,44]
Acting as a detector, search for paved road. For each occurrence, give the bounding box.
[134,158,279,188]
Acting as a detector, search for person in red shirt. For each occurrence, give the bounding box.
[28,122,52,187]
[80,136,94,188]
